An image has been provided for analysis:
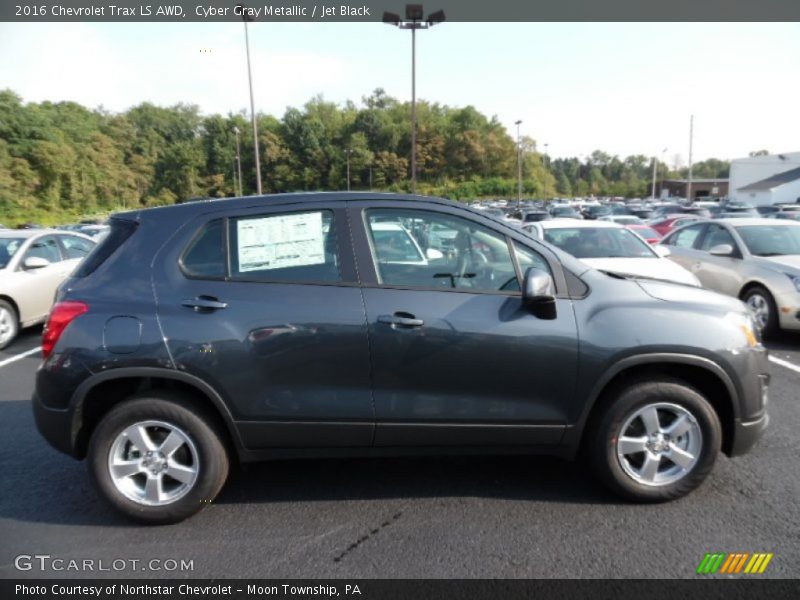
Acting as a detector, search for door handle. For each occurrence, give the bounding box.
[181,295,228,312]
[378,313,424,328]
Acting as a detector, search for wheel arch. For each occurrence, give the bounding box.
[571,354,740,459]
[69,367,244,460]
[0,294,20,322]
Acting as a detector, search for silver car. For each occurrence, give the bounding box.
[660,218,800,335]
[0,230,96,349]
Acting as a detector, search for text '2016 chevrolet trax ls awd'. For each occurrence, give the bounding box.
[33,193,769,523]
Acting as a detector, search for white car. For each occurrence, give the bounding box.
[599,215,644,225]
[370,221,442,265]
[0,229,96,349]
[523,219,700,286]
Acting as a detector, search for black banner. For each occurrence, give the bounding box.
[2,0,800,22]
[4,580,800,600]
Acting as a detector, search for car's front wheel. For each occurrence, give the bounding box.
[88,393,229,524]
[0,299,19,351]
[742,285,778,337]
[589,378,721,502]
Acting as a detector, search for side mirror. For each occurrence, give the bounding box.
[425,248,444,261]
[709,244,734,257]
[23,256,50,270]
[654,245,671,258]
[522,267,557,320]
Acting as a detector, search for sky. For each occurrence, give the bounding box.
[1,21,799,163]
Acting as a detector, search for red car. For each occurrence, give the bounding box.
[649,214,703,237]
[625,224,662,245]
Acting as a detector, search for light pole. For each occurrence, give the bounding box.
[345,148,352,191]
[544,143,549,168]
[238,4,262,195]
[651,147,667,200]
[687,114,694,202]
[383,5,445,194]
[515,119,522,207]
[233,126,243,197]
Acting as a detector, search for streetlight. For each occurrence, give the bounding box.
[383,4,445,194]
[515,120,523,207]
[651,147,667,200]
[233,126,243,197]
[544,143,549,168]
[237,4,262,195]
[345,148,352,191]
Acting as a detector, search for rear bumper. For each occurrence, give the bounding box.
[32,391,79,458]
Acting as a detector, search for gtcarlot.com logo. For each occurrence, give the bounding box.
[696,552,773,575]
[14,554,194,572]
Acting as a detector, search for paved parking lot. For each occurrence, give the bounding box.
[0,327,798,579]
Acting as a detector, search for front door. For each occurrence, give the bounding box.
[153,203,374,448]
[351,203,579,447]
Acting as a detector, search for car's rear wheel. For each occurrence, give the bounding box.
[88,393,229,524]
[589,378,721,502]
[0,300,19,351]
[742,286,778,337]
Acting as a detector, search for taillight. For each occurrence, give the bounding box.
[42,301,88,359]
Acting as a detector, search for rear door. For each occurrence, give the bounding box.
[350,201,579,447]
[152,202,374,449]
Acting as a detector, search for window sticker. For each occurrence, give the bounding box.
[237,212,325,272]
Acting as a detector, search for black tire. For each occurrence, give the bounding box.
[589,378,722,502]
[0,299,19,351]
[741,285,779,338]
[88,392,229,524]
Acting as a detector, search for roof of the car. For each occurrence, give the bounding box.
[114,192,465,222]
[718,218,800,227]
[538,219,623,229]
[0,229,48,239]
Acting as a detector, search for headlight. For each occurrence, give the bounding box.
[786,273,800,293]
[725,311,760,348]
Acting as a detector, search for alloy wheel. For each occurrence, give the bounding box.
[107,420,199,506]
[0,307,15,346]
[746,293,770,332]
[616,402,703,487]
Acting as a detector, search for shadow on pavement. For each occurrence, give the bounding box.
[1,395,615,527]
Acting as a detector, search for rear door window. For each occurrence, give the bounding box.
[181,219,225,278]
[229,210,340,283]
[59,235,95,259]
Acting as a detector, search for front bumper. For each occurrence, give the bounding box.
[775,290,800,331]
[729,411,769,457]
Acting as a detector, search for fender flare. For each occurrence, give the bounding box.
[562,352,741,453]
[69,366,245,455]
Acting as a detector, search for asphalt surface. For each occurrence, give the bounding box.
[0,326,798,579]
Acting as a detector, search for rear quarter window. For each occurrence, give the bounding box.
[73,219,138,277]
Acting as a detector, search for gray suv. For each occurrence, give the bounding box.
[33,193,769,523]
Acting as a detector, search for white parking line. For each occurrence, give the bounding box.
[0,346,41,369]
[769,355,800,375]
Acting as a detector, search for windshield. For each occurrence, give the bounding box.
[736,225,800,257]
[585,205,611,216]
[0,237,25,269]
[482,208,505,218]
[543,227,656,259]
[635,227,661,239]
[552,206,577,216]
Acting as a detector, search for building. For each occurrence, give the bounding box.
[658,178,728,199]
[730,152,800,206]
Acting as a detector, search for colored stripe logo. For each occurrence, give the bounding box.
[696,552,773,574]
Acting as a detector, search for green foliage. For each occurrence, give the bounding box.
[0,88,732,226]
